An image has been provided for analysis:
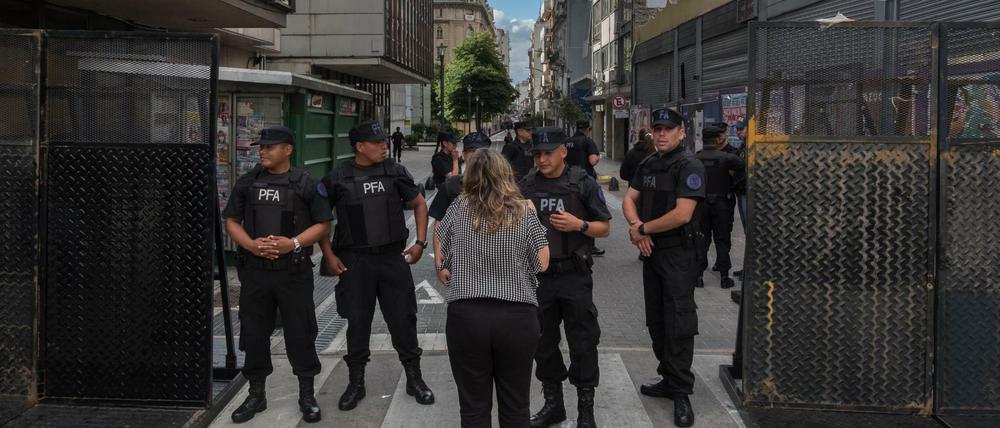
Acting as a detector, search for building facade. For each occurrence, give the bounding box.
[433,0,497,64]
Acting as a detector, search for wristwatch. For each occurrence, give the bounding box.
[579,221,590,233]
[415,239,428,249]
[638,224,647,236]
[292,237,302,253]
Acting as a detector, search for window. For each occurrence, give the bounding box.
[610,40,618,68]
[436,26,443,39]
[601,46,608,71]
[603,0,611,18]
[467,26,474,38]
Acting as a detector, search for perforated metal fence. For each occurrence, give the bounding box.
[745,21,1000,416]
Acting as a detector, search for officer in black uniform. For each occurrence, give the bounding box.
[428,132,492,224]
[519,127,611,428]
[223,126,330,424]
[502,121,536,181]
[565,120,600,178]
[318,121,435,411]
[695,126,746,289]
[622,109,704,428]
[431,132,459,188]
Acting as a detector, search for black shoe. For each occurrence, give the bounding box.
[298,377,322,423]
[232,378,267,423]
[339,365,366,411]
[576,387,596,428]
[674,394,695,427]
[639,378,674,398]
[529,382,566,428]
[721,276,735,289]
[591,246,606,256]
[695,278,704,288]
[403,362,435,405]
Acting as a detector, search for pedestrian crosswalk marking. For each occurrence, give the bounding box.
[415,280,444,304]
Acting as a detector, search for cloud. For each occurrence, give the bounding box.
[493,10,535,83]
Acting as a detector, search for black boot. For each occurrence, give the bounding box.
[403,362,435,405]
[231,377,267,423]
[591,246,606,256]
[674,394,695,427]
[338,365,366,411]
[576,387,596,428]
[639,378,673,398]
[298,376,322,423]
[721,272,735,289]
[529,382,566,428]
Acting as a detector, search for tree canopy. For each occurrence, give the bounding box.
[443,32,516,122]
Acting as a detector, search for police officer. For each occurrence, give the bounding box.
[223,126,330,424]
[622,109,703,428]
[431,132,459,188]
[318,121,435,411]
[503,121,536,181]
[428,132,492,226]
[566,120,600,178]
[519,128,611,428]
[695,126,746,289]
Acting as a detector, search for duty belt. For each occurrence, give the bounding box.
[540,258,586,276]
[651,232,685,250]
[238,253,310,271]
[338,241,405,255]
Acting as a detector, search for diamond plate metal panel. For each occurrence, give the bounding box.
[44,144,213,404]
[937,24,1000,414]
[745,142,932,410]
[0,30,39,407]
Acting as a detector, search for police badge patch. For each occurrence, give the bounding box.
[686,174,703,190]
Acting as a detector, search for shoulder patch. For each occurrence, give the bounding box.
[686,174,703,190]
[317,181,328,198]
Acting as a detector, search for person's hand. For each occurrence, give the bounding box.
[267,235,295,255]
[324,253,348,275]
[437,268,451,286]
[629,222,644,243]
[550,210,584,233]
[402,243,424,264]
[635,236,654,257]
[247,237,280,259]
[450,148,459,161]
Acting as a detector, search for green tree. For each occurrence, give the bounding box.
[557,96,583,128]
[444,32,516,123]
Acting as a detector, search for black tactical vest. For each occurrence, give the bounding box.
[242,166,314,254]
[696,149,733,197]
[565,134,588,168]
[331,160,408,249]
[635,151,687,238]
[522,166,592,260]
[505,141,535,180]
[444,175,463,201]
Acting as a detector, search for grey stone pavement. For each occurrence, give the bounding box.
[209,147,748,428]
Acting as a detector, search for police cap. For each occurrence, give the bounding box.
[438,132,456,143]
[349,120,390,145]
[651,108,684,129]
[531,127,568,152]
[462,132,492,150]
[253,126,295,146]
[514,121,532,130]
[734,116,748,130]
[703,125,725,140]
[711,122,730,132]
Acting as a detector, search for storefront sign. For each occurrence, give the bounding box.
[339,99,358,116]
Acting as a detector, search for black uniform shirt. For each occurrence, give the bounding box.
[223,169,333,224]
[319,161,421,209]
[502,139,535,179]
[566,132,600,177]
[428,176,461,221]
[630,147,706,201]
[431,151,454,186]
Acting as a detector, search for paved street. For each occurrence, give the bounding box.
[208,148,747,428]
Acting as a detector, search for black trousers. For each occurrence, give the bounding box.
[237,261,321,380]
[393,142,403,161]
[535,270,600,388]
[643,245,699,396]
[447,298,540,428]
[335,248,422,367]
[699,195,735,273]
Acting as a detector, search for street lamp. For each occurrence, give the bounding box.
[466,85,472,134]
[437,44,446,131]
[475,95,481,132]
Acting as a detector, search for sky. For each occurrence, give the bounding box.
[491,0,542,84]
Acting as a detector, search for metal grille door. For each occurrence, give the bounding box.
[743,22,937,412]
[41,32,217,405]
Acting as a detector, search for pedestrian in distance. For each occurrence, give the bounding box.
[435,149,550,428]
[695,125,746,289]
[318,120,435,412]
[223,126,330,424]
[622,108,705,427]
[503,121,536,182]
[391,126,405,162]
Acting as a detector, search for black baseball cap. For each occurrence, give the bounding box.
[576,120,591,129]
[734,116,748,130]
[514,121,531,130]
[349,120,390,145]
[651,108,684,129]
[253,126,295,146]
[703,125,725,140]
[438,132,456,143]
[531,127,567,152]
[711,121,730,131]
[462,132,492,150]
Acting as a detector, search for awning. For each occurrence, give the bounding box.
[219,67,373,101]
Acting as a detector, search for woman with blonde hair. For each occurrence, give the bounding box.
[435,149,549,427]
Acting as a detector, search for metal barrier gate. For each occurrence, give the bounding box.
[745,21,1000,415]
[0,30,217,413]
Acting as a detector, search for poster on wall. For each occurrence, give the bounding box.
[721,90,748,148]
[235,96,283,178]
[628,105,650,147]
